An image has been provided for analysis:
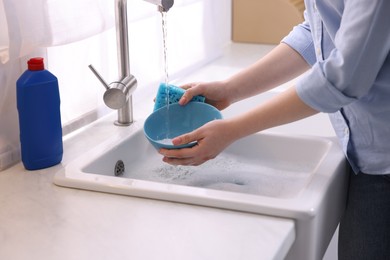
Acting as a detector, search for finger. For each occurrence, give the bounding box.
[180,82,197,90]
[179,89,196,105]
[179,83,203,105]
[162,156,196,166]
[159,147,194,159]
[172,131,198,146]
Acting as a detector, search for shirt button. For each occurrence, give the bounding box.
[344,128,350,135]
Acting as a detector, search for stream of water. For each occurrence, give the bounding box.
[160,11,172,141]
[161,11,169,108]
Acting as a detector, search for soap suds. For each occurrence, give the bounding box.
[156,138,174,145]
[127,154,310,198]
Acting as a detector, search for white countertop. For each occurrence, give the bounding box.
[0,43,336,260]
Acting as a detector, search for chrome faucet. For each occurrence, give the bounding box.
[89,0,174,126]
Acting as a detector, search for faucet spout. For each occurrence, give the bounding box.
[144,0,174,12]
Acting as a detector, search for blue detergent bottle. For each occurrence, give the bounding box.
[16,57,63,170]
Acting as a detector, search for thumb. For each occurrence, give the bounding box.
[179,83,203,105]
[178,89,195,106]
[172,131,198,146]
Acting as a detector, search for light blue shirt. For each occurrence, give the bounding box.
[282,0,390,174]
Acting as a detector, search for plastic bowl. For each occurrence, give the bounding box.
[144,102,222,150]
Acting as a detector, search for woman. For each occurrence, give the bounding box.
[159,1,390,258]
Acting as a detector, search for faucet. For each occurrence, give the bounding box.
[89,0,174,126]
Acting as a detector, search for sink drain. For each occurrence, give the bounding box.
[234,180,245,186]
[114,160,125,176]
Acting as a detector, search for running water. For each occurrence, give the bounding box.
[161,11,170,109]
[161,11,171,142]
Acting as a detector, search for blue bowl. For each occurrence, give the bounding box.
[144,102,222,150]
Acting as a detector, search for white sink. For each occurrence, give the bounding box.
[73,127,329,201]
[54,117,348,260]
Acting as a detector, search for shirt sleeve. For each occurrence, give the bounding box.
[281,10,317,66]
[296,0,390,113]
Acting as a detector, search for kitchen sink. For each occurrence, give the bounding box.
[55,119,340,215]
[55,114,348,260]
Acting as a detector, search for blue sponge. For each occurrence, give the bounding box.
[153,83,205,111]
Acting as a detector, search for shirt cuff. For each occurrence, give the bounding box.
[296,63,357,113]
[281,24,317,66]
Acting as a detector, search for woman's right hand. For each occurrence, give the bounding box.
[178,81,233,110]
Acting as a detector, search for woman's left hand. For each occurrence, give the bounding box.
[158,119,235,166]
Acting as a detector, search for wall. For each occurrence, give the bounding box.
[232,0,303,44]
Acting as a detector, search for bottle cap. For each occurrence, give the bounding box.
[28,57,45,71]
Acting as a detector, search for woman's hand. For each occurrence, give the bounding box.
[158,119,236,166]
[158,81,235,166]
[179,81,232,110]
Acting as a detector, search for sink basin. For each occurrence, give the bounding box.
[55,119,348,260]
[81,128,326,200]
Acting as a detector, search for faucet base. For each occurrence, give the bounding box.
[114,121,132,127]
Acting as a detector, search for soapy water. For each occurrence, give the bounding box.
[125,153,310,198]
[156,138,174,145]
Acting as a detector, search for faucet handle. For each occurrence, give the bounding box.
[88,64,126,110]
[88,64,136,110]
[88,64,110,90]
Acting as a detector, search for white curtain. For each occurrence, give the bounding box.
[3,0,113,58]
